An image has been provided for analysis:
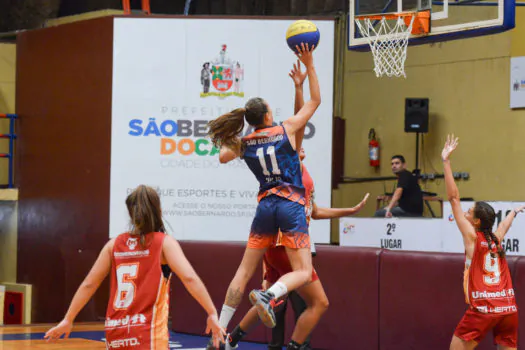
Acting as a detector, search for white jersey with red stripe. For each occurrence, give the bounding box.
[105,232,170,349]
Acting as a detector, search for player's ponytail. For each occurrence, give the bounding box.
[490,231,505,258]
[207,97,269,149]
[475,201,505,258]
[126,185,165,247]
[208,108,246,149]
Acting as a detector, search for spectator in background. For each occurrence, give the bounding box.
[374,155,423,218]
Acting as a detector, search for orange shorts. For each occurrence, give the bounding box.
[263,246,318,284]
[454,308,518,347]
[247,232,310,249]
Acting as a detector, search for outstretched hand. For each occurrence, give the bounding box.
[44,319,72,342]
[288,60,308,86]
[442,134,459,161]
[352,193,370,214]
[295,43,315,68]
[289,60,307,87]
[206,314,226,348]
[514,205,525,215]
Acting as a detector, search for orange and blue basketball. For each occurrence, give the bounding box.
[286,20,320,54]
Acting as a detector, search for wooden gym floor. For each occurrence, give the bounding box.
[0,323,270,349]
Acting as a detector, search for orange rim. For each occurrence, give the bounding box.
[356,10,430,35]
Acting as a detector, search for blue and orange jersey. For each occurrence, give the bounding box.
[242,125,305,205]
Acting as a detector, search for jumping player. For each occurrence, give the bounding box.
[206,43,320,346]
[222,147,369,350]
[44,185,225,349]
[442,135,522,350]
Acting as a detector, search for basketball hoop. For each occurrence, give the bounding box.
[355,11,430,78]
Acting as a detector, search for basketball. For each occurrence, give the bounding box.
[286,20,320,54]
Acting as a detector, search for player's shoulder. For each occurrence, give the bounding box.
[112,232,129,244]
[242,125,284,141]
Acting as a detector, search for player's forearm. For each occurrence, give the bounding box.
[294,85,304,115]
[443,160,460,201]
[499,210,518,235]
[312,207,356,220]
[181,276,218,316]
[306,66,320,105]
[293,86,307,149]
[64,281,101,322]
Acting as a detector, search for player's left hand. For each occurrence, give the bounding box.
[442,134,459,161]
[351,193,370,214]
[385,210,393,218]
[206,313,226,348]
[514,205,525,214]
[295,43,315,68]
[289,60,307,87]
[44,319,73,342]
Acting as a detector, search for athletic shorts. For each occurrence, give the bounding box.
[263,246,318,284]
[454,308,518,347]
[248,195,309,250]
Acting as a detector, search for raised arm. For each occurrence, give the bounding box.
[162,236,225,347]
[442,135,476,243]
[290,60,306,115]
[312,193,369,219]
[45,240,114,341]
[283,43,320,149]
[288,60,308,149]
[495,205,525,241]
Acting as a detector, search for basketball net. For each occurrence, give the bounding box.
[355,15,415,78]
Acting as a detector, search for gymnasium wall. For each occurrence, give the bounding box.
[0,43,16,284]
[330,7,525,242]
[0,43,15,184]
[15,16,113,322]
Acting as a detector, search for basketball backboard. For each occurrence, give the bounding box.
[348,0,516,50]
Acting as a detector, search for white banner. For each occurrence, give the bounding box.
[110,18,335,242]
[339,218,443,252]
[511,57,525,109]
[340,201,525,255]
[443,202,525,255]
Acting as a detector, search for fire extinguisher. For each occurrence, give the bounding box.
[368,128,380,167]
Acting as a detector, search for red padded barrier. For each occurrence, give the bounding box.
[169,241,521,349]
[379,250,520,350]
[170,242,381,349]
[170,241,269,343]
[511,256,525,347]
[306,246,381,349]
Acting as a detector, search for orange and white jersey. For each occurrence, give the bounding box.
[463,231,517,315]
[105,232,170,349]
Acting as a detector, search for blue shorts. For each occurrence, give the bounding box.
[248,195,310,249]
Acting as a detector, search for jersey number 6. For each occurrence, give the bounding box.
[114,263,139,309]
